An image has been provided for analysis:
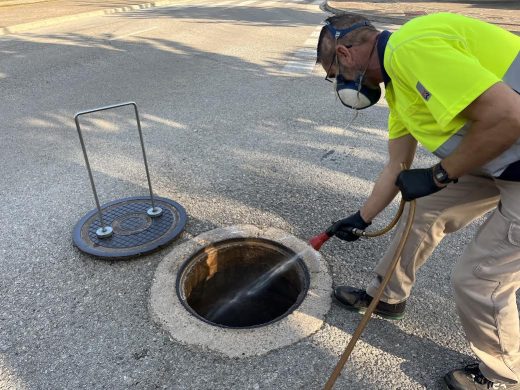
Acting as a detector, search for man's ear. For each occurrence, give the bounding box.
[336,45,353,67]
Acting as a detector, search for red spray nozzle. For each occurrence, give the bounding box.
[309,231,331,251]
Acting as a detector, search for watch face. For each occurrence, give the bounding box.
[434,164,448,183]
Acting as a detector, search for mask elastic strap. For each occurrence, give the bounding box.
[325,20,372,40]
[353,33,381,109]
[326,19,372,79]
[345,108,360,132]
[339,33,380,129]
[358,33,380,83]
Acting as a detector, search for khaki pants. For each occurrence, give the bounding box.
[365,174,520,384]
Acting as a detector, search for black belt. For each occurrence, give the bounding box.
[499,159,520,181]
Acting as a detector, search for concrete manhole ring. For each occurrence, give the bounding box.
[149,225,332,358]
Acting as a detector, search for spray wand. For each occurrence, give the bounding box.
[308,228,333,251]
[308,225,370,250]
[308,204,405,250]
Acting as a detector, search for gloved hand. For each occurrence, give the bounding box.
[395,167,444,201]
[327,210,371,242]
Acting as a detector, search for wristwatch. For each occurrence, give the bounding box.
[433,163,458,184]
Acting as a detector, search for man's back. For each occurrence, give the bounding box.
[384,12,520,176]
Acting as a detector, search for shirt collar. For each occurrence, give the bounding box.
[377,30,392,86]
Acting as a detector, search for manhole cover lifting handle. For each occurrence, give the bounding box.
[131,102,163,218]
[74,102,163,239]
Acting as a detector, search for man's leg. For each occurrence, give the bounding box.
[451,179,520,384]
[364,174,499,304]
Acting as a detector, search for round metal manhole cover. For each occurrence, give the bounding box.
[176,238,310,329]
[73,196,187,258]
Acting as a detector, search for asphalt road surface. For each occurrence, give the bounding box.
[0,1,510,389]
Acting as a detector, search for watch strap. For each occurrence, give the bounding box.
[434,163,458,184]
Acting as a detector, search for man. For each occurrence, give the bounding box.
[316,12,520,389]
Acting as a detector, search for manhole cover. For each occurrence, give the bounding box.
[73,196,187,258]
[177,238,310,328]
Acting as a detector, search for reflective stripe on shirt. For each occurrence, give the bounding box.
[433,52,520,177]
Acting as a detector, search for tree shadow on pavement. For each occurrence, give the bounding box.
[122,4,325,27]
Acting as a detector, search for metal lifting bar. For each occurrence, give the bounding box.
[74,102,162,239]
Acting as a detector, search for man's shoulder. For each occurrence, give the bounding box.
[390,13,470,47]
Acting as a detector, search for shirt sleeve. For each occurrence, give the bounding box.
[388,36,501,128]
[388,109,409,139]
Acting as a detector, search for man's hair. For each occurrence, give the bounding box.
[316,13,378,67]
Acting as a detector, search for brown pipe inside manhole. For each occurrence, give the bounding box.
[176,238,310,328]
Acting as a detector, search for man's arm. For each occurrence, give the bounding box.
[442,82,520,179]
[360,134,417,222]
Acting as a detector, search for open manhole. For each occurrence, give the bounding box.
[150,225,332,358]
[176,238,310,328]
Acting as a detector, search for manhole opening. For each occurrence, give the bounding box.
[176,238,310,329]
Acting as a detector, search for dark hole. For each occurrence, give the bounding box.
[176,238,309,328]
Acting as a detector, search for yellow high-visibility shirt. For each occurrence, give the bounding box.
[384,13,520,159]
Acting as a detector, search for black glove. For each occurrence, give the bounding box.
[395,167,444,201]
[327,210,371,242]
